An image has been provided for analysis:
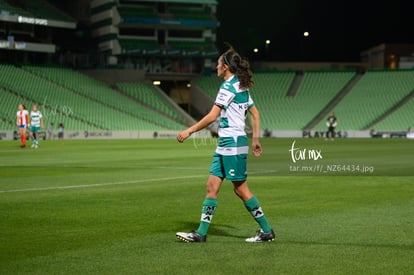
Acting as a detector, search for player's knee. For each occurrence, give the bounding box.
[206,186,219,198]
[205,177,222,197]
[232,181,251,199]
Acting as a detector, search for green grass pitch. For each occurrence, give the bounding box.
[0,138,413,274]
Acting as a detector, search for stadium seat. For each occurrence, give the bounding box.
[313,69,414,131]
[0,64,186,131]
[196,70,356,130]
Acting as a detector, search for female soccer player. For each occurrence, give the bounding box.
[176,47,275,243]
[29,104,44,148]
[16,104,29,148]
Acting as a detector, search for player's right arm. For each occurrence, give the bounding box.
[40,115,44,129]
[177,105,221,143]
[248,105,262,157]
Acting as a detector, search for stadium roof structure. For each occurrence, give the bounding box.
[132,0,217,4]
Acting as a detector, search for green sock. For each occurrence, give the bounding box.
[244,196,272,233]
[196,198,218,236]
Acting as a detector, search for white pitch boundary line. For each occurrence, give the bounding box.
[0,170,277,194]
[0,175,204,194]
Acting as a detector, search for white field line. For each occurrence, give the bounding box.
[0,175,204,194]
[0,170,277,194]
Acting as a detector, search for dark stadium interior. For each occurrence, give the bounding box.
[216,0,414,62]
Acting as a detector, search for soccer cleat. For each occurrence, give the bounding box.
[31,144,35,148]
[176,231,206,243]
[245,229,276,243]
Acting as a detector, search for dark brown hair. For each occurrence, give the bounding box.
[221,46,254,90]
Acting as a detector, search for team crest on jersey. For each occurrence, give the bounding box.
[223,82,231,89]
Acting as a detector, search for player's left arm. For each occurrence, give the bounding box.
[40,116,44,130]
[177,105,221,143]
[248,105,262,157]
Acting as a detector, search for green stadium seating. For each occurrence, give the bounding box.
[0,64,186,131]
[0,86,95,131]
[371,97,414,131]
[194,75,222,99]
[313,69,414,131]
[3,65,414,133]
[117,83,186,125]
[197,71,356,130]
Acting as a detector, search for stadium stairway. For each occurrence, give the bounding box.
[115,82,193,127]
[304,72,363,130]
[365,88,414,131]
[152,85,196,126]
[312,69,414,131]
[286,71,304,97]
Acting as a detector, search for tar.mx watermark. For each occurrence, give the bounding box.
[289,164,374,174]
[288,140,374,174]
[191,132,218,149]
[289,140,323,163]
[40,96,74,119]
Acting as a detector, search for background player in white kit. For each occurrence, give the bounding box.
[29,104,44,149]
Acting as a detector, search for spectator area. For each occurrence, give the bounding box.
[313,69,414,131]
[0,64,186,131]
[372,97,414,131]
[195,71,356,130]
[116,82,186,125]
[2,66,414,133]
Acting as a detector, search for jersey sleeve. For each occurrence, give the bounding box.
[247,94,255,109]
[215,88,235,109]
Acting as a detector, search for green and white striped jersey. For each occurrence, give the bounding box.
[214,75,255,139]
[30,111,43,127]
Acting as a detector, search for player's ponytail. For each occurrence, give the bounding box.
[221,46,254,90]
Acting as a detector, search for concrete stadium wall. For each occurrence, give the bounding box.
[2,130,405,141]
[0,130,211,141]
